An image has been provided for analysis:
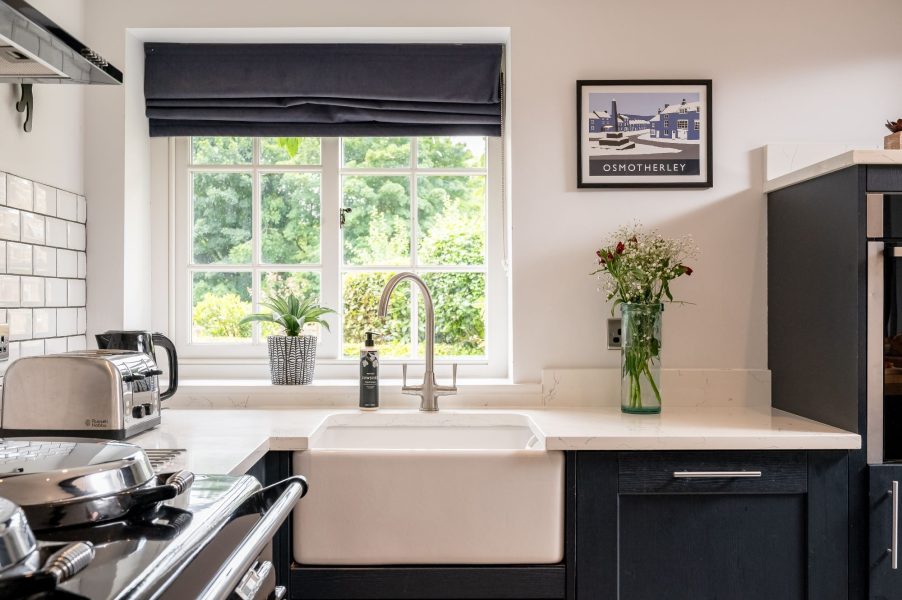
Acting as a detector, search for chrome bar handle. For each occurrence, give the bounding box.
[890,481,899,570]
[402,363,408,387]
[673,471,762,479]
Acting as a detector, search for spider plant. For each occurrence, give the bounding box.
[240,293,335,337]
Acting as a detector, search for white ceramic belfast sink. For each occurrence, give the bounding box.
[293,412,564,565]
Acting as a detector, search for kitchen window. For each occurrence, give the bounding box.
[171,136,508,377]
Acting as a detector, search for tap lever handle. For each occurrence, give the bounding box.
[402,363,408,387]
[452,363,458,389]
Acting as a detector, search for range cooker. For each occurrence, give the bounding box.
[0,439,307,599]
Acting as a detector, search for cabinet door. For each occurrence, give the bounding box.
[619,451,808,600]
[869,464,902,599]
[619,493,806,600]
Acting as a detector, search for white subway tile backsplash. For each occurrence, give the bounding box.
[56,191,76,221]
[45,278,66,307]
[0,275,19,306]
[33,184,57,216]
[67,222,85,251]
[33,246,55,277]
[7,243,31,275]
[6,176,33,211]
[57,308,76,336]
[66,336,86,352]
[20,339,44,357]
[0,174,88,370]
[67,279,85,306]
[44,337,67,354]
[45,217,66,247]
[32,308,55,338]
[0,207,20,241]
[21,212,45,245]
[57,250,76,278]
[21,277,44,307]
[9,309,32,340]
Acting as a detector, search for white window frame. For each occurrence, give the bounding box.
[170,136,509,380]
[677,120,688,130]
[694,120,700,131]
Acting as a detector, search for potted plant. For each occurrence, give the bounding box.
[592,223,697,414]
[240,294,336,385]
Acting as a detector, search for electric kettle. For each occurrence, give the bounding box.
[95,331,178,400]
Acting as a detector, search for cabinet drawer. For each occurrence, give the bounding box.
[618,451,807,494]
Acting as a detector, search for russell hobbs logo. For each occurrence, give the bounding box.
[85,418,108,428]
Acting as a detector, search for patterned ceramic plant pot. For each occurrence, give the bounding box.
[267,335,317,385]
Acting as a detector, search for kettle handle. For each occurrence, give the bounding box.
[152,333,179,400]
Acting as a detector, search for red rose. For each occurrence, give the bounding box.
[615,242,625,254]
[682,265,693,276]
[607,252,614,261]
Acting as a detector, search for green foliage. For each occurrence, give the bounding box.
[265,137,322,165]
[193,172,253,264]
[342,272,411,356]
[261,173,321,264]
[192,137,253,164]
[193,293,252,340]
[343,137,411,168]
[241,293,336,337]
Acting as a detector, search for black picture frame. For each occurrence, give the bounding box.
[576,79,713,189]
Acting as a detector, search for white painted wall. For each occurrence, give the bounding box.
[81,0,902,382]
[0,0,84,193]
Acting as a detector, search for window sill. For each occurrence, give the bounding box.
[168,378,542,409]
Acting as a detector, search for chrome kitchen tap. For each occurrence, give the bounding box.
[378,272,457,411]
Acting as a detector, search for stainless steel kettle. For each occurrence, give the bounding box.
[95,331,178,400]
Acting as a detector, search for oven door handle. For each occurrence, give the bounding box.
[197,476,307,600]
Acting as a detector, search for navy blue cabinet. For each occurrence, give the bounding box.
[575,451,849,600]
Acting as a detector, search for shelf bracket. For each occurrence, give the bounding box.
[15,83,33,133]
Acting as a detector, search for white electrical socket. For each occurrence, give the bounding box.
[0,323,8,361]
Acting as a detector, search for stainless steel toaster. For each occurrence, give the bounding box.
[0,350,163,439]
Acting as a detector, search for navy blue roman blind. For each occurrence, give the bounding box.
[143,43,503,137]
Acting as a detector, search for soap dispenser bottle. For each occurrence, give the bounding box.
[359,332,379,411]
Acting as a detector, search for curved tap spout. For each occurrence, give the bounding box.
[378,272,434,371]
[378,272,456,411]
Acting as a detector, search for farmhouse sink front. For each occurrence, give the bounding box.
[293,411,565,565]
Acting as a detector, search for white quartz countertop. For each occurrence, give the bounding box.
[765,148,902,193]
[130,407,861,475]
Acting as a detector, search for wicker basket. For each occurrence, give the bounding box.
[267,335,317,385]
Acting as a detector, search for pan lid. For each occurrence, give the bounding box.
[0,497,36,573]
[0,439,155,508]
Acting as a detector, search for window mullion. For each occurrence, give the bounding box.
[320,138,341,359]
[409,137,419,361]
[251,138,262,344]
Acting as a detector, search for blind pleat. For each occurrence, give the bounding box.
[144,43,503,137]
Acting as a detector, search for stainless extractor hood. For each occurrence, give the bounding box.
[0,0,121,85]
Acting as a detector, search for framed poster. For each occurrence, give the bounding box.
[577,80,713,189]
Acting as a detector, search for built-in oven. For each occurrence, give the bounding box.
[866,191,902,596]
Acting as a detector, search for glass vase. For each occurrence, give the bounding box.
[620,303,663,414]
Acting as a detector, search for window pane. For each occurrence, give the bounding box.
[261,173,321,264]
[260,137,321,165]
[192,272,252,343]
[417,137,486,169]
[417,176,485,265]
[191,137,253,164]
[193,173,253,264]
[343,272,411,358]
[260,271,323,337]
[342,176,411,265]
[417,272,486,357]
[343,137,411,168]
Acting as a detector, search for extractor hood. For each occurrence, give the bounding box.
[0,0,122,85]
